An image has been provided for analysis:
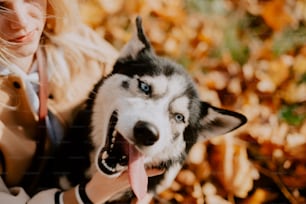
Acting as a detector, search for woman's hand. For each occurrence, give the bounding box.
[86,168,164,203]
[62,168,164,204]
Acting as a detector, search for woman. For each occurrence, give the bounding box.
[0,0,161,203]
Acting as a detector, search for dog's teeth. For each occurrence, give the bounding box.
[112,137,116,143]
[102,151,108,159]
[112,130,117,137]
[101,159,116,172]
[121,155,127,160]
[110,144,114,149]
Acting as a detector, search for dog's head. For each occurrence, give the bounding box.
[90,17,247,199]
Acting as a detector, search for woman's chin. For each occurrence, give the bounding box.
[8,42,39,59]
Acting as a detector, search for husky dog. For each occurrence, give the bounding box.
[56,17,247,203]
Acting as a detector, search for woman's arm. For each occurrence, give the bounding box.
[63,169,163,204]
[0,168,163,204]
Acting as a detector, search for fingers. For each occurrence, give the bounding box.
[87,167,164,202]
[91,167,165,190]
[146,168,165,177]
[118,168,164,180]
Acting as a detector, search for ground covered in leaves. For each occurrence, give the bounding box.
[80,0,306,203]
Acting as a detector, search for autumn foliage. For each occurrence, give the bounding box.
[80,0,306,203]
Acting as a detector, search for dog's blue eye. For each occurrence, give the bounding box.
[138,80,151,95]
[174,113,185,123]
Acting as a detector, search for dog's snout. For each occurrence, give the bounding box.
[134,121,159,146]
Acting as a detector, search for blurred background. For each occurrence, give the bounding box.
[79,0,306,203]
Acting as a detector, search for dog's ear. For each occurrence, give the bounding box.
[118,16,152,60]
[198,102,247,141]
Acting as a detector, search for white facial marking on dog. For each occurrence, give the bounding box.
[141,75,168,97]
[169,96,190,137]
[129,74,189,160]
[170,96,190,119]
[91,74,131,147]
[90,72,191,175]
[167,74,189,98]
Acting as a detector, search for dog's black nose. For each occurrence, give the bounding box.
[134,121,159,146]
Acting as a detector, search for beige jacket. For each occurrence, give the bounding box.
[0,47,117,203]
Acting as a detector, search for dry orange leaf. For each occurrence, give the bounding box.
[209,136,259,198]
[260,0,292,31]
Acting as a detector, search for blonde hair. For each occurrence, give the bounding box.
[44,0,117,85]
[44,0,118,88]
[46,0,80,34]
[0,0,118,95]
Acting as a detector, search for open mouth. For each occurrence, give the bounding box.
[9,30,35,43]
[96,110,167,200]
[97,111,150,200]
[97,111,129,175]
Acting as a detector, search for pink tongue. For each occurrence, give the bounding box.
[128,144,147,200]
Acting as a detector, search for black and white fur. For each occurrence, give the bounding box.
[56,17,247,203]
